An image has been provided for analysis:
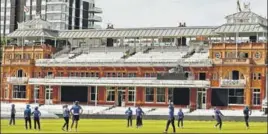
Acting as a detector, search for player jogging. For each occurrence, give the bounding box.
[9,104,16,126]
[177,108,184,128]
[32,107,41,130]
[136,106,145,128]
[213,107,224,130]
[164,103,176,133]
[62,104,70,131]
[70,101,83,132]
[125,107,133,127]
[24,104,32,130]
[243,106,252,129]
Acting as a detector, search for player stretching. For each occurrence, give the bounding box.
[62,104,70,131]
[125,107,133,127]
[213,107,224,130]
[24,104,32,130]
[243,106,252,129]
[9,104,16,126]
[32,107,41,130]
[164,103,176,133]
[177,108,184,128]
[70,101,83,132]
[136,106,145,128]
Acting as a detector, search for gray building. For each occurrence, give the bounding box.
[0,0,102,36]
[0,0,26,36]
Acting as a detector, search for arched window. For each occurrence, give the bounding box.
[17,69,25,77]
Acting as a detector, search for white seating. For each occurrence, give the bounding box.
[101,107,152,115]
[146,108,190,115]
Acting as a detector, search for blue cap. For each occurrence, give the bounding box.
[26,104,30,108]
[11,104,15,107]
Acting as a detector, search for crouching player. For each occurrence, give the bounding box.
[243,106,252,129]
[177,108,184,128]
[125,107,133,127]
[136,106,145,128]
[164,103,175,133]
[70,101,83,132]
[32,107,41,130]
[62,104,70,131]
[213,107,224,130]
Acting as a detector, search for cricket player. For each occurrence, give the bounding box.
[125,107,133,127]
[32,107,41,130]
[213,107,224,130]
[243,106,252,129]
[9,104,16,126]
[164,103,176,133]
[24,104,32,130]
[70,101,83,132]
[62,104,70,131]
[177,108,184,128]
[136,106,145,128]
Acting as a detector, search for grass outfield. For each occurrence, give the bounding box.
[1,119,267,133]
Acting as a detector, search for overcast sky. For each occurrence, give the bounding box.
[95,0,267,28]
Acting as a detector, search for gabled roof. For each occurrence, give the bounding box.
[225,11,265,20]
[7,29,59,38]
[214,23,267,33]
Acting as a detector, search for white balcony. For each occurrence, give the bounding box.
[89,7,102,13]
[7,77,29,84]
[220,79,246,87]
[88,16,102,22]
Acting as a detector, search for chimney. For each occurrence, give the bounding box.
[179,22,182,27]
[183,22,186,27]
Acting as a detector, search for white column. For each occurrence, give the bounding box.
[134,86,136,107]
[256,33,259,43]
[95,85,98,106]
[235,32,238,58]
[54,38,57,48]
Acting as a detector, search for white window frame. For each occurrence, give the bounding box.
[106,87,115,102]
[228,89,244,105]
[34,85,40,99]
[156,87,165,103]
[145,87,154,103]
[128,87,135,102]
[13,85,26,99]
[90,87,97,101]
[4,85,9,99]
[252,89,261,106]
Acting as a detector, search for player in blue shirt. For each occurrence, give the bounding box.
[62,104,70,131]
[70,101,83,132]
[164,103,175,133]
[243,106,252,129]
[9,104,16,126]
[24,104,32,130]
[125,107,133,127]
[213,107,224,130]
[177,108,184,128]
[136,106,145,128]
[32,107,41,130]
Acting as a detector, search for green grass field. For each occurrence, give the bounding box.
[1,119,267,133]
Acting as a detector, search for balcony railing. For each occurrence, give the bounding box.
[213,58,251,65]
[220,79,246,87]
[89,7,102,13]
[88,16,102,22]
[178,59,213,67]
[7,77,29,84]
[2,59,35,65]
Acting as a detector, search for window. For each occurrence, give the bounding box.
[228,89,244,104]
[34,85,40,99]
[212,73,218,80]
[215,53,221,59]
[252,89,260,105]
[128,87,135,102]
[168,88,173,102]
[90,87,97,101]
[145,87,154,102]
[128,73,136,77]
[253,73,261,80]
[17,69,24,77]
[13,85,26,99]
[4,85,9,99]
[157,88,165,103]
[106,87,115,102]
[254,52,261,59]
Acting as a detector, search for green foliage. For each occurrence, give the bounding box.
[1,119,267,133]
